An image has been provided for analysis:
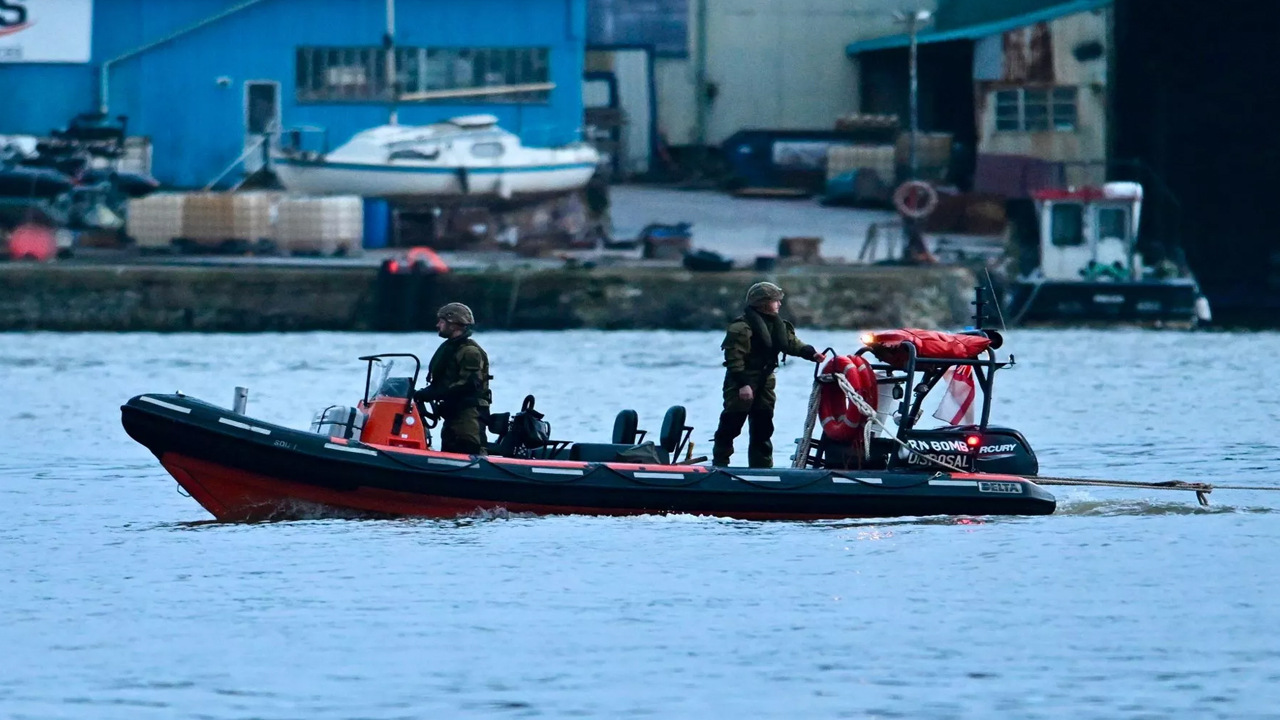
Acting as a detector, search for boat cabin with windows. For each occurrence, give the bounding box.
[1005,181,1207,325]
[1037,182,1143,282]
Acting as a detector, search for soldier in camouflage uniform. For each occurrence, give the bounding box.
[712,282,825,468]
[413,303,492,455]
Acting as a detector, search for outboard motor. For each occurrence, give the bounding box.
[891,426,1039,476]
[311,405,367,440]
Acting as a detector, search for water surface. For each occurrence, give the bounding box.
[3,329,1279,719]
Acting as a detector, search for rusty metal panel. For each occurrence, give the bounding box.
[971,8,1110,174]
[1000,22,1055,83]
[972,10,1109,86]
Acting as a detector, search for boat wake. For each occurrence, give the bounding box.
[1053,494,1275,516]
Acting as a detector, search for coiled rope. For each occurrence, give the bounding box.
[794,373,970,474]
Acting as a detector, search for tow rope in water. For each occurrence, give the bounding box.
[1031,476,1215,506]
[797,374,1280,507]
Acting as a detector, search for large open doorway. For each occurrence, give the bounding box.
[585,46,656,179]
[858,40,977,189]
[1113,0,1280,322]
[243,80,280,176]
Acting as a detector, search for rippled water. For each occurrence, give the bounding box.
[3,329,1280,719]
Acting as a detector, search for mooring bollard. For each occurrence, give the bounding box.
[233,386,249,414]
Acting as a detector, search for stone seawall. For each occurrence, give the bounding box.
[0,264,979,332]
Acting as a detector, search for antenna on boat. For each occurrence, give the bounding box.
[385,0,398,125]
[972,284,989,330]
[983,266,1009,333]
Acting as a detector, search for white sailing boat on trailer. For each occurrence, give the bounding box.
[272,114,599,201]
[270,0,599,202]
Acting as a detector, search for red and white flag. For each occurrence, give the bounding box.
[933,365,977,426]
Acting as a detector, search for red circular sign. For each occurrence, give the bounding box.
[893,181,939,219]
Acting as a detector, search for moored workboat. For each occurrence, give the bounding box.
[1004,182,1210,325]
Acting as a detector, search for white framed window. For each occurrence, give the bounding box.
[1050,203,1085,247]
[1096,207,1130,241]
[296,46,551,103]
[994,87,1078,132]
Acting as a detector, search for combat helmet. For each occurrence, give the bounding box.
[745,282,785,306]
[437,302,475,326]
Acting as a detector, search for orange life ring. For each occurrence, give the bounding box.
[818,355,879,442]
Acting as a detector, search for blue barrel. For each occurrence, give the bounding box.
[362,198,391,249]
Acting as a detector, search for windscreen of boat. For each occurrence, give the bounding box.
[367,359,413,401]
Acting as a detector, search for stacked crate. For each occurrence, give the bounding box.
[893,132,953,182]
[125,193,186,250]
[275,196,363,256]
[826,144,896,183]
[182,192,278,251]
[126,192,363,255]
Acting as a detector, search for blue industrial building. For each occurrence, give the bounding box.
[0,0,587,188]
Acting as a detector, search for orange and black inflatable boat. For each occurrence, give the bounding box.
[121,348,1055,522]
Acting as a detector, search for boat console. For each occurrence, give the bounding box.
[797,289,1039,476]
[315,354,702,466]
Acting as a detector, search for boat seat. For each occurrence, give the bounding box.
[570,442,670,465]
[660,405,692,458]
[612,409,640,444]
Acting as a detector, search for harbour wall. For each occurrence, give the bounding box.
[0,264,979,332]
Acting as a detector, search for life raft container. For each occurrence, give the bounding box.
[818,354,879,442]
[865,329,992,369]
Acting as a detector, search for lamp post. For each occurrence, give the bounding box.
[891,9,934,265]
[386,0,398,125]
[893,9,932,180]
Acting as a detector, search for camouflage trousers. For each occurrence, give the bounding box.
[712,374,777,468]
[440,407,488,456]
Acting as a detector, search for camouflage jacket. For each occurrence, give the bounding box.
[721,308,817,387]
[416,331,492,413]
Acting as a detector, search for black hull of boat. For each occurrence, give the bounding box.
[0,168,73,199]
[121,394,1057,522]
[1006,280,1199,325]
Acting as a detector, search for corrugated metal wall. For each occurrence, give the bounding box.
[656,0,923,146]
[972,8,1109,177]
[0,0,586,188]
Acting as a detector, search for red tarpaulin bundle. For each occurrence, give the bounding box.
[865,329,991,369]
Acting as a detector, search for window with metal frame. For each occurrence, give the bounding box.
[296,46,552,103]
[994,87,1078,132]
[1050,203,1085,247]
[1096,207,1130,242]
